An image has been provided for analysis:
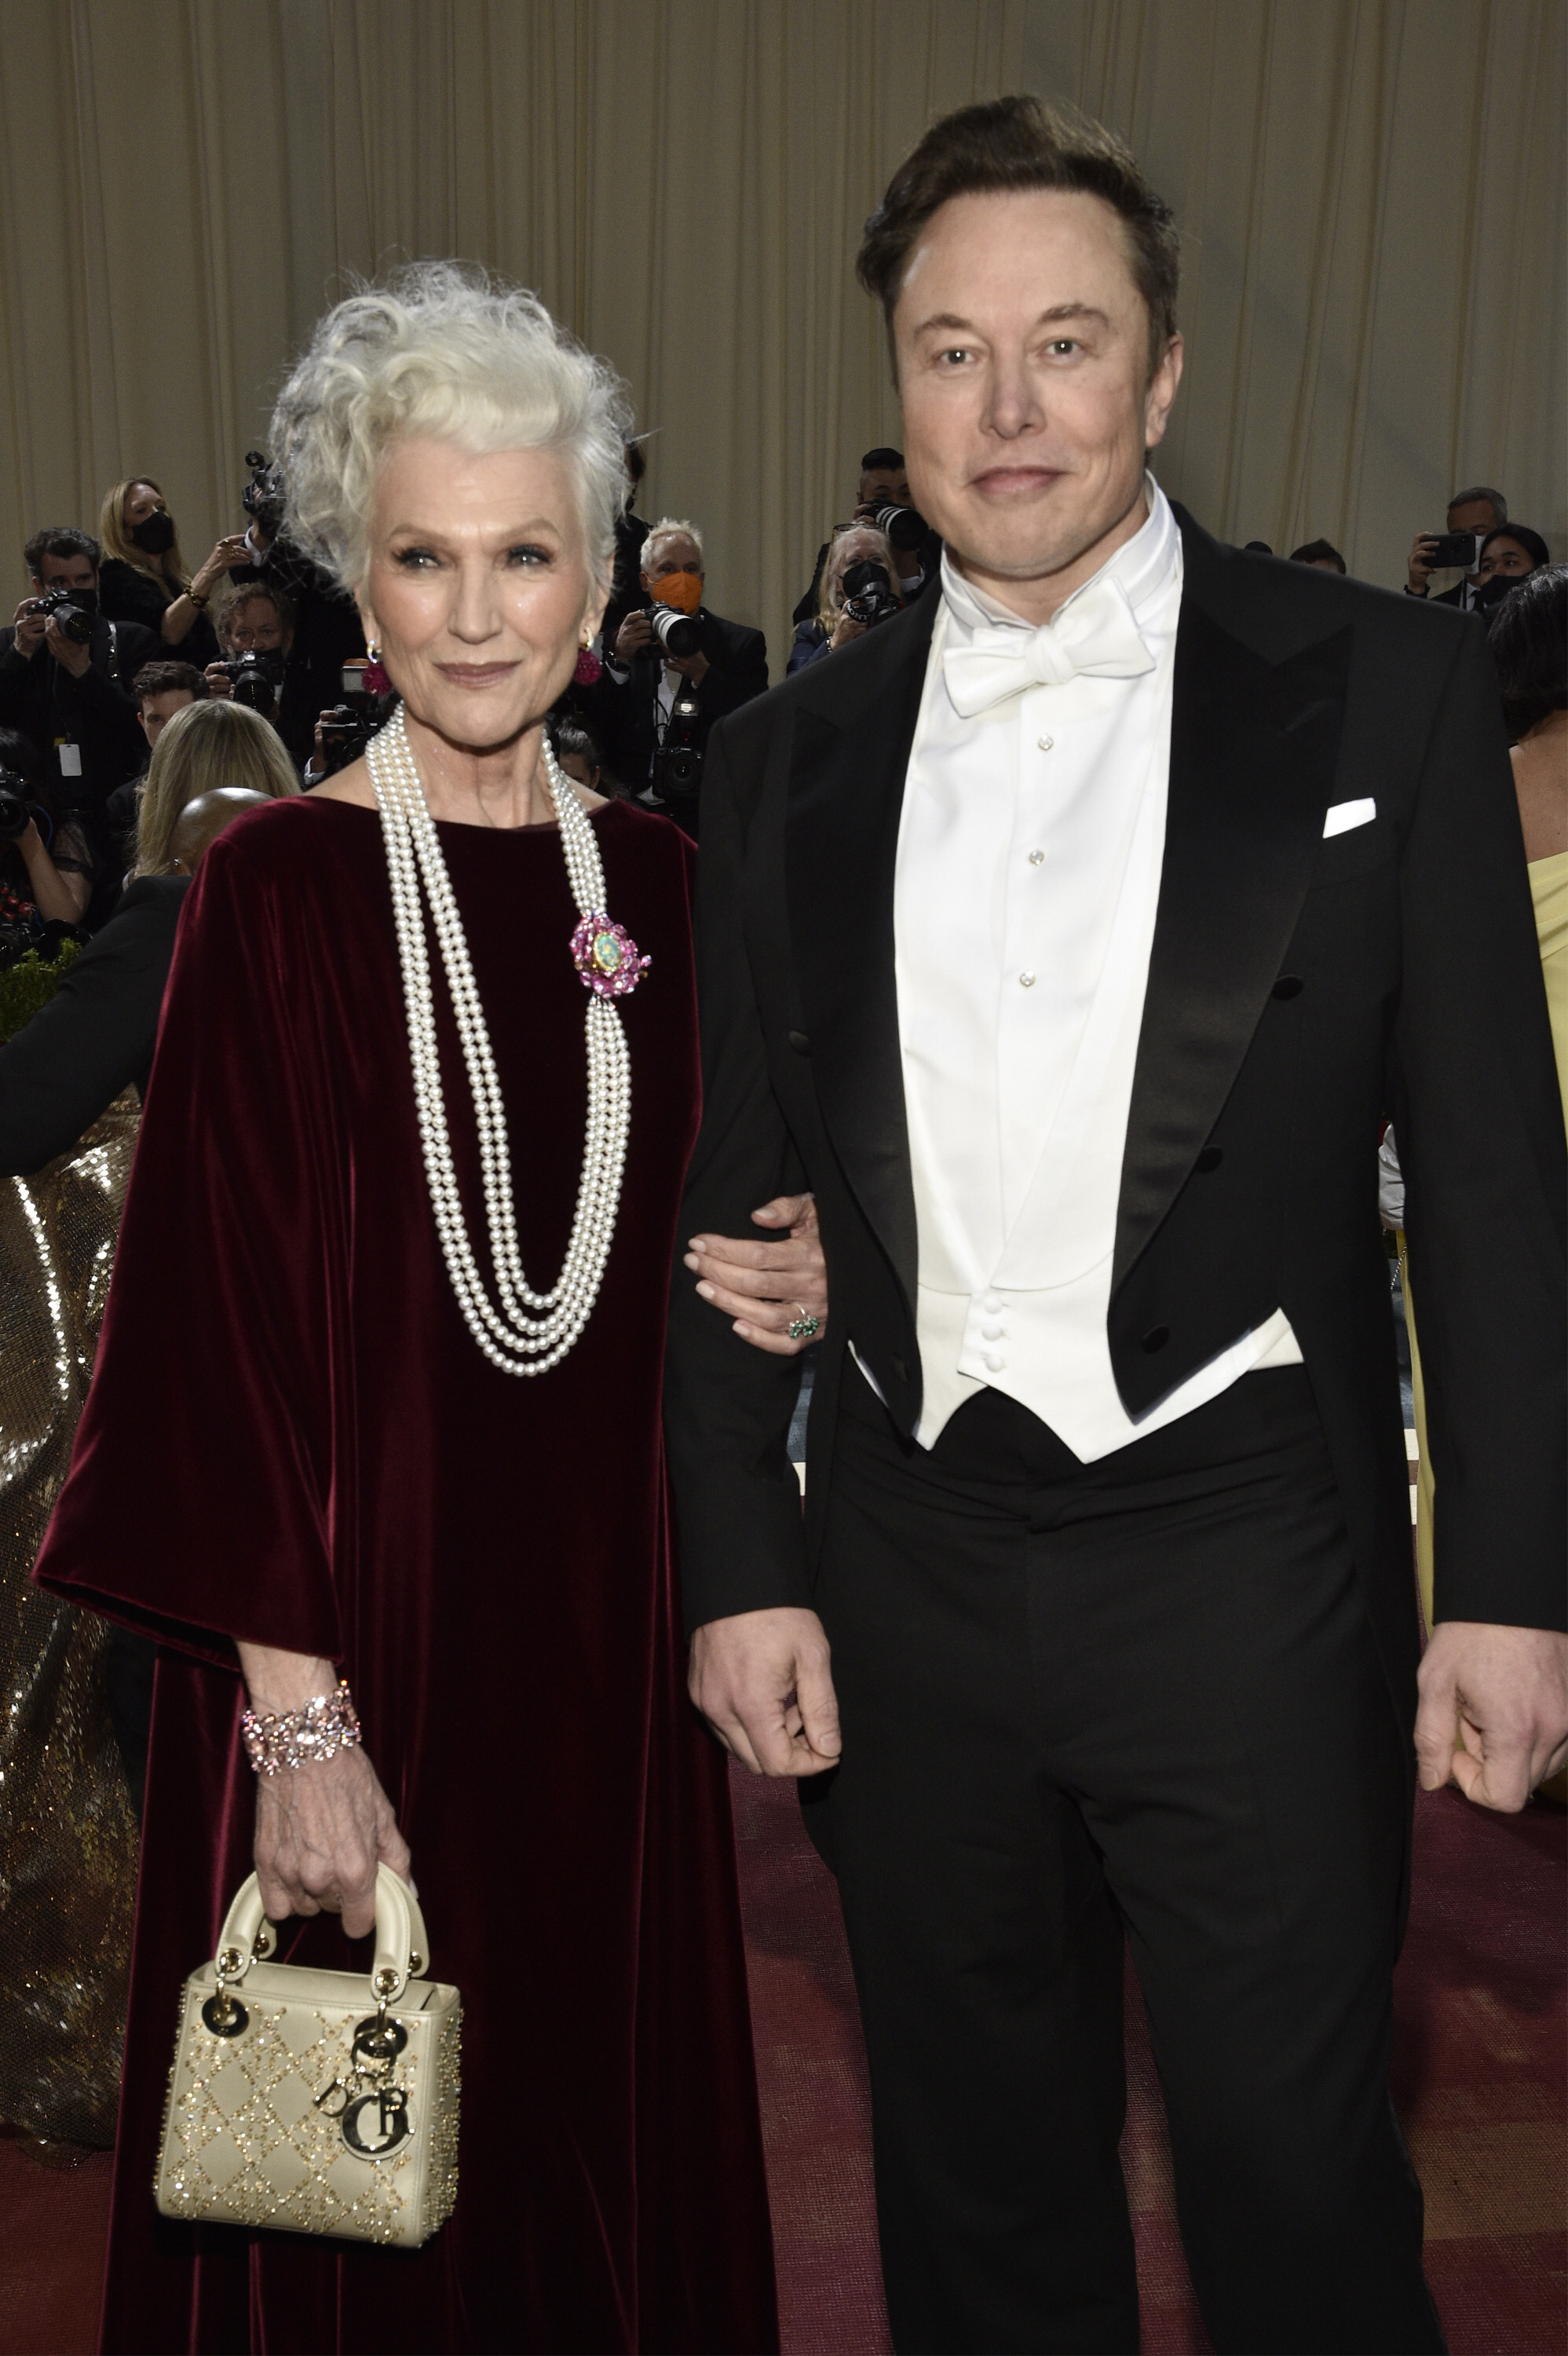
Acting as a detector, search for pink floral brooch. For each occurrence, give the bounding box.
[571,913,651,999]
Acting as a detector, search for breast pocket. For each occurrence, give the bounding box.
[1308,813,1394,886]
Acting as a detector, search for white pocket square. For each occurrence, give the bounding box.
[1322,798,1376,838]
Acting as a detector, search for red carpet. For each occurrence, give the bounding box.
[2,1778,1561,2355]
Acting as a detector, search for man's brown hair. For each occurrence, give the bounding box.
[857,94,1180,379]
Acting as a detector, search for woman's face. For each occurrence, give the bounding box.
[828,527,891,605]
[363,437,602,752]
[125,481,168,529]
[1478,536,1537,583]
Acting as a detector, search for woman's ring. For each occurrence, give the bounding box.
[787,1304,821,1342]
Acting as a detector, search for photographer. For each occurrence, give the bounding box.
[0,726,92,932]
[98,478,243,668]
[1405,484,1508,609]
[792,445,941,625]
[224,451,367,766]
[601,520,767,838]
[203,580,294,737]
[601,439,653,650]
[788,521,905,673]
[0,527,159,822]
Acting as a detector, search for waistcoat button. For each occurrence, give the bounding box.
[788,1029,811,1052]
[1271,976,1304,1001]
[1196,1146,1224,1173]
[1141,1325,1170,1353]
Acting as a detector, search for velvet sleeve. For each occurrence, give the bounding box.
[31,814,345,1668]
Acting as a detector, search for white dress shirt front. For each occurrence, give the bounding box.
[889,480,1300,1460]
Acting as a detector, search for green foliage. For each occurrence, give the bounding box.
[0,938,82,1044]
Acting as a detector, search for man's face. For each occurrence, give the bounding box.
[225,597,288,653]
[1447,498,1503,576]
[31,552,98,598]
[893,188,1182,612]
[140,689,195,748]
[859,466,910,511]
[641,534,704,602]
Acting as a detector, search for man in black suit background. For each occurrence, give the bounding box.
[1405,485,1508,610]
[0,527,159,832]
[791,445,943,625]
[599,517,767,836]
[664,96,1566,2356]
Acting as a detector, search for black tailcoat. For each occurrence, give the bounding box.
[664,510,1566,1732]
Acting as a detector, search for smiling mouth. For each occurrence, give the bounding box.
[436,661,519,686]
[971,466,1064,496]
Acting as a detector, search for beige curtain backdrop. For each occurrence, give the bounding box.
[0,0,1560,668]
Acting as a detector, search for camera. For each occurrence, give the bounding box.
[841,559,901,631]
[242,450,287,543]
[647,602,703,660]
[860,501,928,553]
[317,662,388,777]
[220,648,287,719]
[1424,530,1485,572]
[31,587,97,645]
[651,686,703,801]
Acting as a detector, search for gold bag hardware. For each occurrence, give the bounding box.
[155,1864,460,2248]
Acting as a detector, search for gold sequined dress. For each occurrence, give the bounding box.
[0,1092,141,2147]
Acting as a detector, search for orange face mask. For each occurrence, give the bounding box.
[652,569,703,616]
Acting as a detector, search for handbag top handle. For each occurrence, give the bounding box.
[211,1864,431,2000]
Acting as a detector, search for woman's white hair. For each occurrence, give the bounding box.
[270,262,634,596]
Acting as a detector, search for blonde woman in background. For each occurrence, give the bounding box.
[786,518,904,673]
[97,476,247,668]
[131,696,299,877]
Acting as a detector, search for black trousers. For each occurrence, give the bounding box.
[804,1365,1444,2356]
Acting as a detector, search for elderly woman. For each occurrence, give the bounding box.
[785,519,905,673]
[35,266,795,2354]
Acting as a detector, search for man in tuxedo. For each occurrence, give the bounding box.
[664,95,1566,2356]
[1405,485,1508,610]
[599,518,767,836]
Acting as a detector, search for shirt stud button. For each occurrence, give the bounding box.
[1028,848,1045,866]
[1037,734,1054,751]
[1018,971,1036,988]
[983,1352,1003,1372]
[981,1323,1003,1340]
[983,1294,1003,1313]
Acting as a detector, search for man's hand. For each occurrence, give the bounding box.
[1415,1621,1568,1810]
[690,1607,842,1776]
[11,599,46,658]
[668,648,709,686]
[45,618,91,677]
[204,661,235,701]
[613,611,653,664]
[686,1192,827,1356]
[1405,532,1439,594]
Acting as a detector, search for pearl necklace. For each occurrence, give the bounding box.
[368,702,639,1376]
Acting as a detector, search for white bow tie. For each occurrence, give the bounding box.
[942,573,1155,718]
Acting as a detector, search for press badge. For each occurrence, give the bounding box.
[57,740,82,777]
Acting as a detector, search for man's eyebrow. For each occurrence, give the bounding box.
[910,302,1112,338]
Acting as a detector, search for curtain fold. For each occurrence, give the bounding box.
[0,0,1559,664]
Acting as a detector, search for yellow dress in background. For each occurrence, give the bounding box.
[1406,848,1568,1635]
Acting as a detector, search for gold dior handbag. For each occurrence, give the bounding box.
[155,1864,461,2248]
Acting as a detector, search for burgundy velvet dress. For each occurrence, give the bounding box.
[32,793,778,2356]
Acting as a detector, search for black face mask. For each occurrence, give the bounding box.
[129,510,176,556]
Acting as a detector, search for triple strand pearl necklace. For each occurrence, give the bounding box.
[367,702,648,1376]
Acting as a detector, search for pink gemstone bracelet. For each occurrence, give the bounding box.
[240,1681,364,1776]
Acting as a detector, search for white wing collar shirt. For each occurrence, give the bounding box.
[890,476,1300,1459]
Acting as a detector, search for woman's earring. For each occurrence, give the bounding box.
[365,640,382,664]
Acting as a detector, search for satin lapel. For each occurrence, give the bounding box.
[1112,584,1354,1293]
[784,600,937,1309]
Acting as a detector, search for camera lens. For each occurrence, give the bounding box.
[648,605,702,660]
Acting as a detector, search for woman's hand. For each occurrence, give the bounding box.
[194,536,250,598]
[828,613,867,652]
[685,1192,828,1356]
[237,1644,412,1939]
